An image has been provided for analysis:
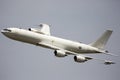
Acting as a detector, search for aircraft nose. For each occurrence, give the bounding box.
[1,28,11,32]
[1,30,4,33]
[1,28,12,34]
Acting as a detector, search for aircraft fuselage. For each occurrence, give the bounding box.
[1,28,100,53]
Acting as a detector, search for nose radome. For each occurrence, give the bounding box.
[1,29,4,32]
[1,28,12,34]
[1,29,5,33]
[3,28,12,32]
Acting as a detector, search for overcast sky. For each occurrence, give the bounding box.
[0,0,120,80]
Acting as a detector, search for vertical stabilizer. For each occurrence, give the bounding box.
[90,30,113,50]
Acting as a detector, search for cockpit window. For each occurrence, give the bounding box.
[3,29,11,32]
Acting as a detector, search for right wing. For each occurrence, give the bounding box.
[64,49,115,65]
[37,42,115,65]
[36,42,60,50]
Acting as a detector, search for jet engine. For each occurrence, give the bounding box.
[54,50,67,57]
[28,28,42,33]
[74,55,87,63]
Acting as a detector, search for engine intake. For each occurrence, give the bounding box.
[74,55,87,63]
[54,50,67,57]
[28,28,44,34]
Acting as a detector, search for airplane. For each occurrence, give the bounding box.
[1,23,116,65]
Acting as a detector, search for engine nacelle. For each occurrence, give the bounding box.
[54,50,67,57]
[28,28,39,32]
[74,55,87,63]
[28,28,46,35]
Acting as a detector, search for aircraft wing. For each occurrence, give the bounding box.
[36,42,60,50]
[64,49,115,65]
[37,42,115,65]
[37,42,87,55]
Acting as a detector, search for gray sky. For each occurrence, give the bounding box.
[0,0,120,80]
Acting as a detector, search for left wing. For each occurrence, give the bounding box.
[39,24,51,36]
[37,42,115,65]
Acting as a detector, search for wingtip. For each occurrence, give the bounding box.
[104,61,115,65]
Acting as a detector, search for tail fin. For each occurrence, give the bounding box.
[90,30,113,50]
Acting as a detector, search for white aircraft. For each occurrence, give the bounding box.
[1,24,116,65]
